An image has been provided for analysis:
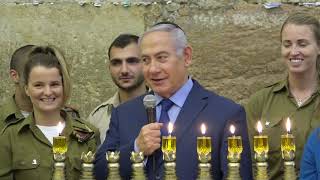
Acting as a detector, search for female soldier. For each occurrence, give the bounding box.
[245,13,320,179]
[0,46,100,179]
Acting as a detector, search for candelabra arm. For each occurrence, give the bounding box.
[255,162,269,180]
[283,161,297,180]
[197,162,212,180]
[52,153,66,180]
[164,161,177,180]
[130,151,146,180]
[226,162,241,180]
[106,151,121,180]
[80,151,95,180]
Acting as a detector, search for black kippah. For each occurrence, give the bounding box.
[152,21,185,33]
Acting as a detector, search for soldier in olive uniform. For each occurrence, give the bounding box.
[0,46,100,179]
[245,13,320,179]
[0,45,80,131]
[87,34,147,142]
[0,45,35,129]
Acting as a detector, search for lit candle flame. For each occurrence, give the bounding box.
[57,121,64,135]
[168,122,173,135]
[201,123,206,135]
[257,121,263,134]
[230,124,235,135]
[286,117,291,133]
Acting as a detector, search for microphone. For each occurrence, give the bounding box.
[143,94,157,124]
[143,94,157,173]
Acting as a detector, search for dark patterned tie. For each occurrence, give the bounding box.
[159,99,174,136]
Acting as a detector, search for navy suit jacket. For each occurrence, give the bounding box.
[94,80,253,180]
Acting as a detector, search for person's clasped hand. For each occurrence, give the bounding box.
[136,123,163,155]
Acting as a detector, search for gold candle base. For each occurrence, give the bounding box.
[254,151,269,180]
[106,151,121,180]
[163,150,177,180]
[52,153,66,180]
[130,152,146,180]
[197,163,212,180]
[80,151,95,180]
[284,161,296,180]
[162,151,177,179]
[197,150,212,180]
[52,162,66,180]
[227,153,241,180]
[164,161,177,180]
[227,162,241,180]
[256,162,269,180]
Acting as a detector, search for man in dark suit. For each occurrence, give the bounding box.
[94,22,253,180]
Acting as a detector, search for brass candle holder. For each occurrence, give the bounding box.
[52,122,67,180]
[254,121,269,180]
[162,122,177,180]
[281,118,296,180]
[227,125,242,180]
[80,151,95,180]
[130,151,146,180]
[106,151,121,180]
[197,123,212,180]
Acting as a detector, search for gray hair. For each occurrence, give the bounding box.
[139,23,188,57]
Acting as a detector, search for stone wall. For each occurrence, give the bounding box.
[2,0,319,4]
[0,0,319,117]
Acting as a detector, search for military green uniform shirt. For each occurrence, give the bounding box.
[245,78,320,180]
[0,95,80,131]
[0,96,25,130]
[0,110,100,180]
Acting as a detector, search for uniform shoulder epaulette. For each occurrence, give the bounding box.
[5,115,25,127]
[63,105,81,118]
[90,101,111,116]
[72,118,95,143]
[1,117,25,135]
[264,81,280,88]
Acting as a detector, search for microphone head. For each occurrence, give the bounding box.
[143,94,157,108]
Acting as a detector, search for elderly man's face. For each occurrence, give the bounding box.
[141,31,191,98]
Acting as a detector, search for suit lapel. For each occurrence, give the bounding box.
[174,80,209,142]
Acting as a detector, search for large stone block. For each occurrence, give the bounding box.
[0,2,319,118]
[0,3,145,117]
